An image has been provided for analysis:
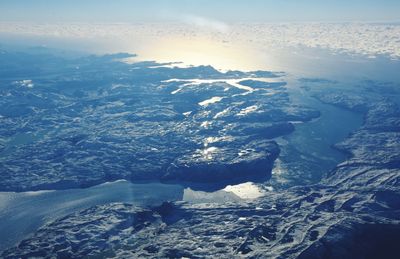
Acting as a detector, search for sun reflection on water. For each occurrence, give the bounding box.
[126,35,268,71]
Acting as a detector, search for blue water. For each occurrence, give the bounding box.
[270,80,364,187]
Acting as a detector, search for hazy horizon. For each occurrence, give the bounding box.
[1,0,400,23]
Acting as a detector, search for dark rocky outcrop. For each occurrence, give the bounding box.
[163,140,280,184]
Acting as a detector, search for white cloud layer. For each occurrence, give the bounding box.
[180,14,229,33]
[0,22,399,59]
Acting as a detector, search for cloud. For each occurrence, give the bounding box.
[180,14,229,33]
[0,22,399,59]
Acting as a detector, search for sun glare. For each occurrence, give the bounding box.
[129,35,266,71]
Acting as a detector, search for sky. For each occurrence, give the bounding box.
[0,0,399,23]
